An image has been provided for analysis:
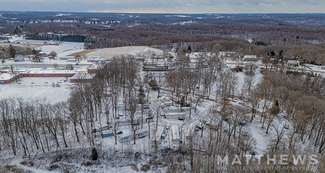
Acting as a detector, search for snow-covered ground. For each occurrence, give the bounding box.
[39,42,84,58]
[86,46,164,60]
[304,64,325,76]
[11,158,61,173]
[0,77,73,103]
[8,36,84,57]
[244,120,270,155]
[5,36,85,56]
[1,42,322,172]
[1,37,89,66]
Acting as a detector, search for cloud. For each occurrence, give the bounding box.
[0,0,324,13]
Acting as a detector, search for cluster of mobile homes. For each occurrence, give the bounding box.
[118,130,149,143]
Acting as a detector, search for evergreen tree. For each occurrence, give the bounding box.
[149,79,159,90]
[270,100,280,115]
[8,44,16,58]
[188,45,192,53]
[180,96,185,107]
[91,148,98,160]
[138,85,145,104]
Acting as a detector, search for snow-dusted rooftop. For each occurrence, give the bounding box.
[171,126,180,140]
[0,73,18,80]
[71,72,95,79]
[87,63,104,70]
[153,127,165,141]
[21,69,77,74]
[243,55,257,59]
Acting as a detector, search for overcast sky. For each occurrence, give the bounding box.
[0,0,325,13]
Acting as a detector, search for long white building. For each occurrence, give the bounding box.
[118,129,149,143]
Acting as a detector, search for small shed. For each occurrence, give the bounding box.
[14,55,24,62]
[287,60,300,67]
[103,132,114,138]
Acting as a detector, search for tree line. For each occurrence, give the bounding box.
[25,33,86,42]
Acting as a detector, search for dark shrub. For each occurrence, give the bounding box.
[91,148,98,160]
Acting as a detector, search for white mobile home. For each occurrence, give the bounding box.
[170,126,180,149]
[219,52,236,57]
[165,62,175,69]
[181,107,190,113]
[156,61,166,67]
[160,98,173,107]
[163,106,180,113]
[185,123,196,142]
[164,106,190,114]
[116,119,131,126]
[118,130,149,143]
[116,118,145,126]
[164,112,186,119]
[151,127,165,147]
[67,58,76,62]
[60,56,74,60]
[287,60,300,67]
[242,55,257,61]
[163,101,173,107]
[87,56,105,63]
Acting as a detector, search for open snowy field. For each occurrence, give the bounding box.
[86,46,164,59]
[5,36,85,58]
[0,77,73,103]
[39,42,84,57]
[0,35,43,47]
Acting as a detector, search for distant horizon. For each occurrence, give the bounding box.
[1,11,325,15]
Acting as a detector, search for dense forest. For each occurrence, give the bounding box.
[11,24,325,46]
[3,21,325,64]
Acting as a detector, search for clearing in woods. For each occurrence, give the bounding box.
[85,46,164,59]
